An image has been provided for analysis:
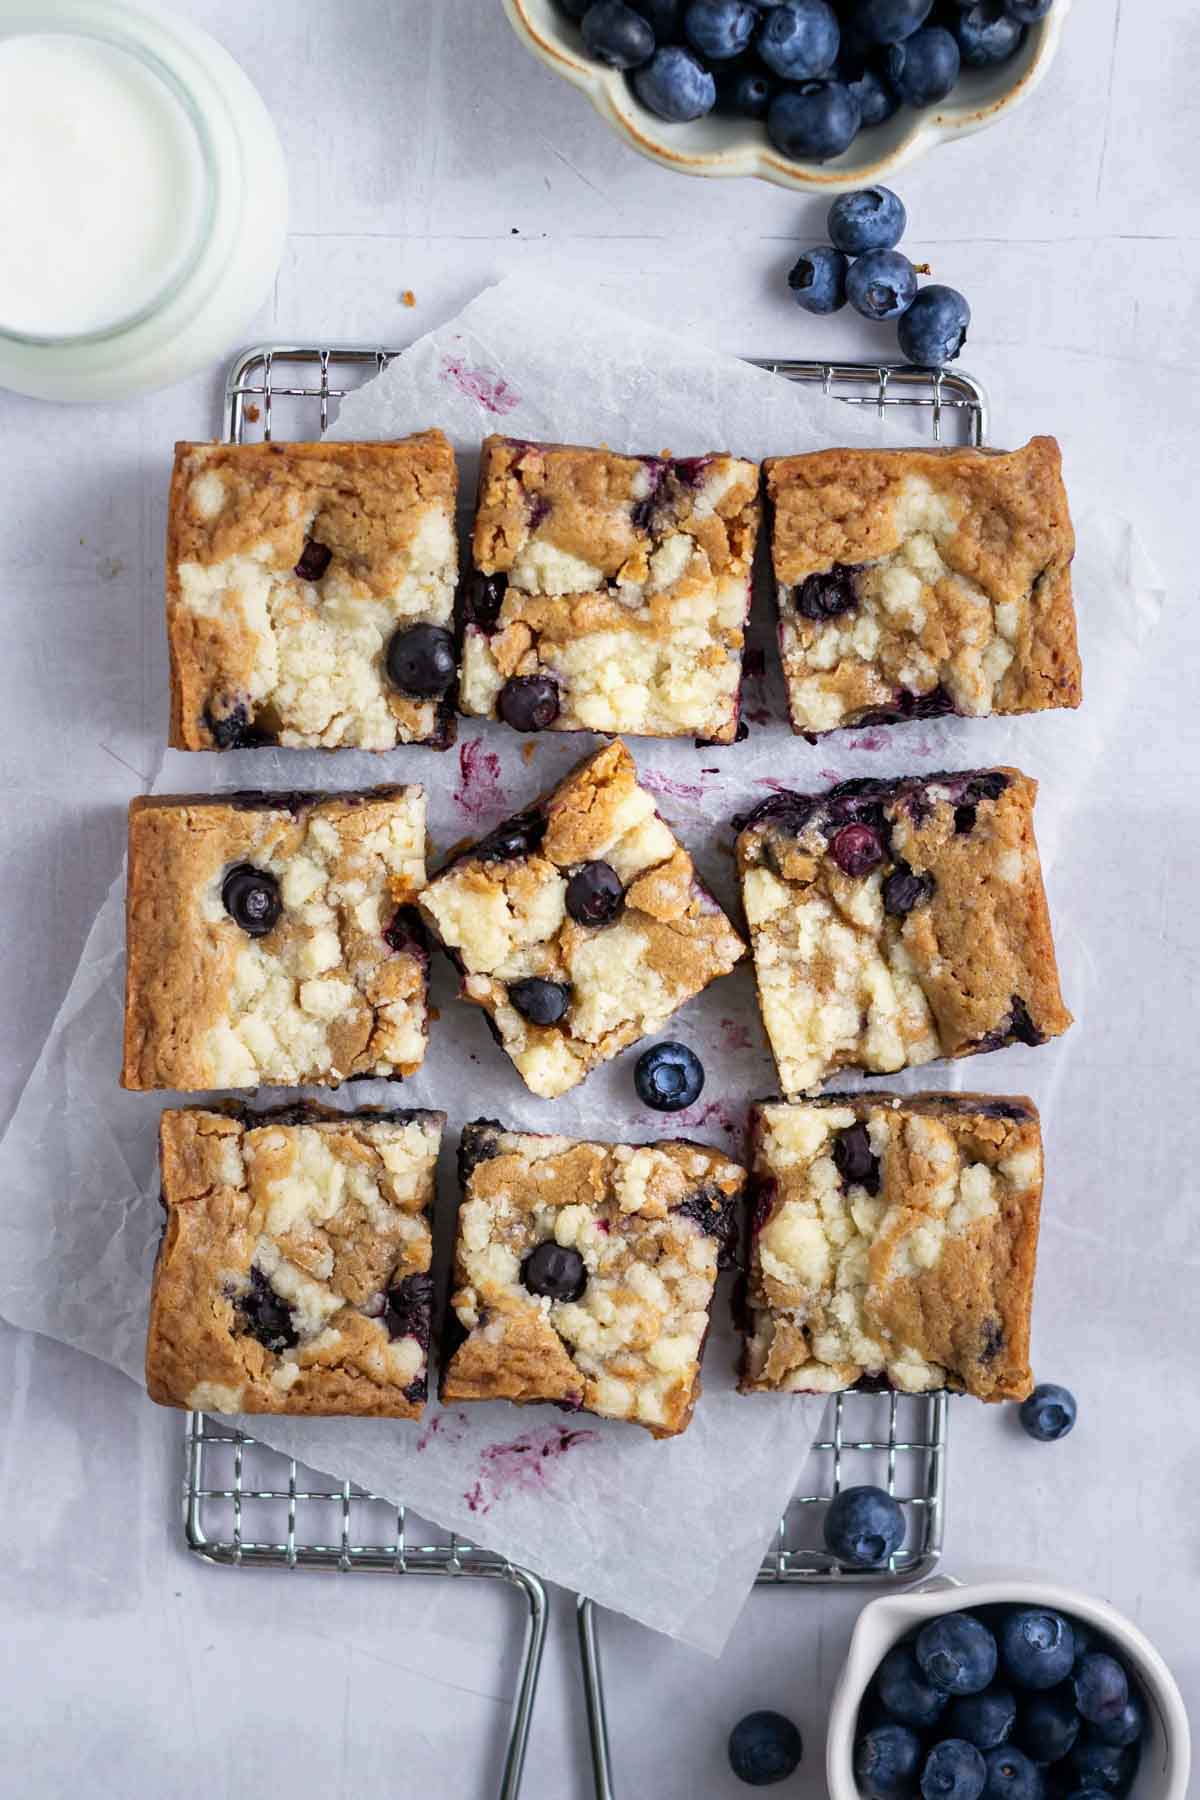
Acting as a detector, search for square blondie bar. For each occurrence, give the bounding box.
[146,1102,443,1417]
[122,787,429,1091]
[736,768,1071,1095]
[419,740,745,1099]
[441,1120,746,1437]
[765,437,1081,735]
[458,435,760,741]
[167,433,458,750]
[740,1095,1043,1402]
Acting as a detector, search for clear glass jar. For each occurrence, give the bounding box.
[0,0,287,402]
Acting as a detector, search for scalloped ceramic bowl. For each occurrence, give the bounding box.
[503,0,1072,193]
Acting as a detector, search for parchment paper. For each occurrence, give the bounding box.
[0,277,1164,1652]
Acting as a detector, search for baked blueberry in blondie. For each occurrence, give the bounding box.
[419,740,746,1099]
[740,1094,1043,1401]
[145,1102,443,1416]
[440,1120,746,1436]
[167,434,458,750]
[458,435,761,741]
[764,438,1081,735]
[736,767,1071,1095]
[122,788,429,1091]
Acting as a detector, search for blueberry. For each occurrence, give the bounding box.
[557,0,593,17]
[294,538,331,581]
[883,863,934,916]
[1066,1738,1138,1794]
[1017,1381,1076,1442]
[852,0,933,44]
[565,860,625,927]
[628,0,681,31]
[951,3,1025,66]
[464,569,508,630]
[1074,1654,1129,1726]
[828,186,906,254]
[204,702,275,750]
[522,1241,587,1301]
[833,1121,881,1193]
[635,1041,705,1111]
[846,248,918,321]
[898,285,971,366]
[384,905,429,957]
[823,1484,904,1565]
[684,0,758,60]
[581,0,656,66]
[916,1615,999,1697]
[508,977,571,1025]
[499,674,560,731]
[383,1271,434,1348]
[385,623,457,698]
[829,822,885,877]
[885,25,960,102]
[793,563,858,615]
[855,1723,923,1800]
[1016,1686,1080,1763]
[1091,1694,1145,1749]
[633,45,718,119]
[981,1746,1043,1799]
[236,1267,298,1351]
[221,864,282,937]
[999,1610,1075,1691]
[921,1740,986,1800]
[767,81,860,162]
[845,63,901,126]
[876,1644,949,1730]
[1006,0,1052,19]
[787,245,849,315]
[947,1689,1017,1752]
[727,1710,804,1786]
[720,66,775,118]
[757,0,840,80]
[476,808,547,862]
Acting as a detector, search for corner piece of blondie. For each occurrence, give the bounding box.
[736,767,1071,1095]
[740,1094,1043,1402]
[419,739,746,1099]
[764,437,1081,735]
[167,433,458,750]
[441,1119,747,1437]
[459,435,761,741]
[146,1102,444,1418]
[122,787,430,1092]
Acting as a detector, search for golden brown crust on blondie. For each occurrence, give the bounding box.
[167,433,458,750]
[764,438,1081,732]
[122,789,428,1092]
[740,1094,1042,1402]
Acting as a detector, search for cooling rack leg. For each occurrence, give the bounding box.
[498,1567,548,1800]
[576,1596,617,1800]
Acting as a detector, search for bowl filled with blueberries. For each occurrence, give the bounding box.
[826,1574,1190,1799]
[503,0,1072,192]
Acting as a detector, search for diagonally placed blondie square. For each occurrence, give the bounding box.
[441,1119,747,1437]
[736,767,1071,1096]
[419,739,746,1099]
[167,433,459,750]
[122,787,430,1092]
[739,1094,1043,1402]
[764,437,1081,735]
[145,1102,443,1418]
[458,435,761,742]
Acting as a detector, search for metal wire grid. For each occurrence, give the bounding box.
[194,341,982,1800]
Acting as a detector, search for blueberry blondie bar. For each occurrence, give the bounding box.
[167,434,458,750]
[441,1120,746,1437]
[419,740,746,1098]
[740,1095,1043,1402]
[458,435,761,741]
[764,438,1081,735]
[122,788,429,1091]
[736,769,1070,1095]
[145,1102,443,1416]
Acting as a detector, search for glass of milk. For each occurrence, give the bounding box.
[0,0,287,401]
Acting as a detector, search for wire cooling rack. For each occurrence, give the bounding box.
[188,341,984,1800]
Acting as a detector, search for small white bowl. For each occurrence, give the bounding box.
[826,1576,1191,1800]
[503,0,1072,194]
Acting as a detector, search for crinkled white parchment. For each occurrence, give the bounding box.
[0,277,1164,1653]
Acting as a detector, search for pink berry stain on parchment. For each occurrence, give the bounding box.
[464,1424,600,1516]
[639,768,708,804]
[454,734,505,820]
[415,1410,470,1454]
[440,354,521,416]
[668,1098,739,1139]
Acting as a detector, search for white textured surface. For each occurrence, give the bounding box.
[0,1,1197,1794]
